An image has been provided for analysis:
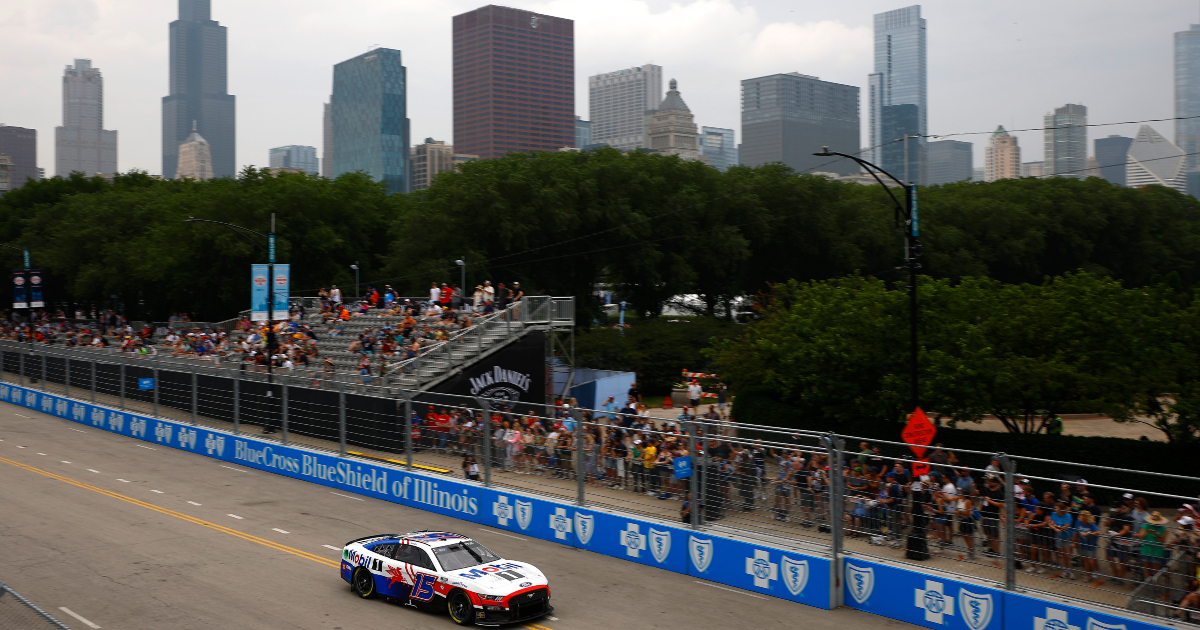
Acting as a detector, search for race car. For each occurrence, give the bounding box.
[340,531,552,626]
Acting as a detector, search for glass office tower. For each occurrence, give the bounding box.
[1043,104,1088,179]
[56,59,118,177]
[268,145,318,175]
[699,127,739,171]
[162,0,236,179]
[1176,24,1200,192]
[331,48,411,194]
[868,5,926,184]
[740,72,859,175]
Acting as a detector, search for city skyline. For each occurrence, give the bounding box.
[1,1,1195,178]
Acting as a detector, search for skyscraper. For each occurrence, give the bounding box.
[645,79,704,162]
[1095,135,1133,186]
[589,65,662,151]
[741,72,859,175]
[869,5,927,184]
[1176,23,1200,175]
[575,116,592,148]
[0,125,38,190]
[163,0,236,179]
[984,126,1020,182]
[410,139,478,191]
[452,6,574,159]
[1126,124,1186,192]
[55,59,118,177]
[175,123,213,180]
[1043,104,1087,179]
[322,101,333,178]
[269,145,318,175]
[699,127,738,171]
[331,48,410,194]
[925,140,973,185]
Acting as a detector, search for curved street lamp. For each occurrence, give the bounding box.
[814,147,923,413]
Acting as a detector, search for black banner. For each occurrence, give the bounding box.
[11,271,26,309]
[28,269,43,308]
[427,330,547,414]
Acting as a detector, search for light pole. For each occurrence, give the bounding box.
[350,262,360,302]
[455,258,466,305]
[814,146,922,413]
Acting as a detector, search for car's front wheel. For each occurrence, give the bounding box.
[351,567,376,598]
[447,590,474,626]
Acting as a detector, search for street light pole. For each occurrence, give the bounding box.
[350,262,359,302]
[814,147,921,412]
[455,258,466,306]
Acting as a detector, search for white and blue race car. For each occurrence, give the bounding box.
[340,531,552,626]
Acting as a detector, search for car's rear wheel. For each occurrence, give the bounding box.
[351,567,376,598]
[447,590,474,626]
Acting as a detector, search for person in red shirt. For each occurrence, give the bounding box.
[436,410,452,453]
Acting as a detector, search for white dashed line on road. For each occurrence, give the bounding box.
[137,445,155,450]
[272,528,290,534]
[547,616,560,621]
[37,452,45,455]
[220,465,247,472]
[116,479,131,483]
[478,528,526,541]
[87,469,100,473]
[322,545,340,551]
[14,414,30,419]
[329,492,363,501]
[693,581,767,599]
[227,514,244,520]
[16,445,25,448]
[150,490,164,494]
[70,428,86,433]
[58,607,101,629]
[61,461,71,464]
[186,501,201,506]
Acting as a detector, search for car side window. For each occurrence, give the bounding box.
[395,544,436,571]
[372,543,396,558]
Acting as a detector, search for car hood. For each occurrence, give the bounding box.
[444,559,548,595]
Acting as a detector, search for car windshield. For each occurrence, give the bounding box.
[433,540,502,572]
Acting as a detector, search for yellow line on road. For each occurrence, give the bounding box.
[0,455,339,568]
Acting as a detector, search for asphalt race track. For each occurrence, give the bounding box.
[0,405,916,630]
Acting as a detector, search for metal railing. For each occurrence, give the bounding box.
[2,339,1197,624]
[0,582,73,629]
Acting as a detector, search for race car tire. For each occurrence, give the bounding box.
[351,567,377,599]
[446,590,474,626]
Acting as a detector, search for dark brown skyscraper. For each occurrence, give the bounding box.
[453,5,574,159]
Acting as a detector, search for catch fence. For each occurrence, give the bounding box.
[1,341,1197,625]
[0,582,72,630]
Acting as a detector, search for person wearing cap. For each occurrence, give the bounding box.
[630,438,646,493]
[1105,501,1134,585]
[1175,515,1200,596]
[1136,511,1170,577]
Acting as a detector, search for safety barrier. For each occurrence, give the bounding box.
[0,382,1178,630]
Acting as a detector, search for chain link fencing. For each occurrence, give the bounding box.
[0,583,72,630]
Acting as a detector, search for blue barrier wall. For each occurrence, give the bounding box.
[1,383,1172,627]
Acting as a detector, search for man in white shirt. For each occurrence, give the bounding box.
[687,379,703,409]
[330,285,342,304]
[430,282,441,305]
[482,281,495,304]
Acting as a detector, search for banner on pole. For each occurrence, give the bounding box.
[28,270,44,308]
[251,264,269,321]
[272,264,290,320]
[11,271,27,309]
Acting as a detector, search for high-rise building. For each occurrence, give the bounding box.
[1043,104,1087,179]
[0,156,12,194]
[410,139,478,191]
[55,59,118,178]
[645,79,705,163]
[452,6,574,159]
[588,64,662,151]
[1095,135,1133,186]
[175,122,213,180]
[331,48,411,194]
[925,140,973,185]
[740,72,859,175]
[1126,124,1186,192]
[971,167,985,182]
[984,126,1021,182]
[0,125,37,190]
[163,0,236,179]
[269,145,318,175]
[322,101,332,178]
[869,5,927,184]
[575,116,592,148]
[1021,161,1045,178]
[1175,23,1200,174]
[699,127,738,171]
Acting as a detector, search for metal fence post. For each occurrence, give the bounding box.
[90,358,96,403]
[152,360,159,418]
[18,351,24,387]
[999,452,1017,591]
[574,408,585,507]
[337,381,347,456]
[397,390,413,471]
[281,376,289,445]
[119,356,126,409]
[190,364,198,425]
[40,347,47,391]
[687,420,699,530]
[64,354,70,398]
[476,397,492,487]
[825,434,845,610]
[232,366,240,434]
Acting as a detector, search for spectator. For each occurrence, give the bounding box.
[1136,511,1170,580]
[687,379,702,409]
[1105,501,1134,585]
[1075,510,1101,581]
[1049,501,1076,578]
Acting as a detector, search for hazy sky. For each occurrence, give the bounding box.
[4,0,1199,176]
